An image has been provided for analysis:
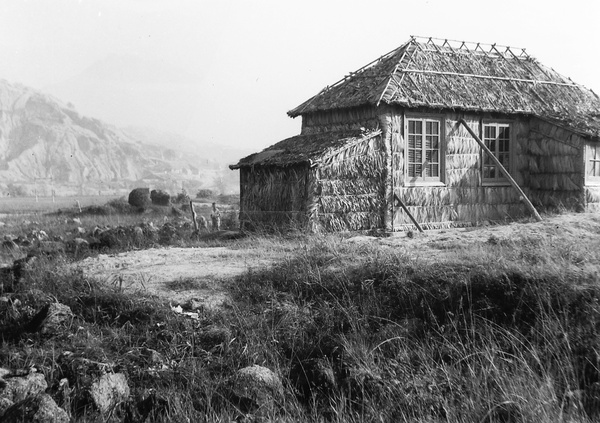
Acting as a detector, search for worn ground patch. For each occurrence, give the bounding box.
[75,246,278,307]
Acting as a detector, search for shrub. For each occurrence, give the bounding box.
[106,197,132,213]
[128,187,151,209]
[173,189,190,204]
[196,189,213,199]
[151,189,171,206]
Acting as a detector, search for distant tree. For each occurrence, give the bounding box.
[151,189,171,206]
[7,183,27,197]
[128,187,151,209]
[196,189,213,199]
[173,189,190,204]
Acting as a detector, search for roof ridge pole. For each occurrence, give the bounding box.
[458,118,542,222]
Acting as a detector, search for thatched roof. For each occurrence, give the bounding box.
[288,36,600,139]
[230,129,381,169]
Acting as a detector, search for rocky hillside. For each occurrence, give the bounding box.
[0,79,224,196]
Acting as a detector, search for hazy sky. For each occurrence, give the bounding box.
[1,0,599,152]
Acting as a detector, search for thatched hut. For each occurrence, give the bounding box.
[231,36,600,231]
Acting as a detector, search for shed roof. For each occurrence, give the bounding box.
[288,36,600,139]
[230,129,380,169]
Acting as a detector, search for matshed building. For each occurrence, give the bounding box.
[230,36,600,232]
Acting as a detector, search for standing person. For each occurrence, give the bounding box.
[210,202,221,232]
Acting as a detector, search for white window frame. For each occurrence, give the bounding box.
[481,121,512,186]
[586,142,600,186]
[404,115,445,186]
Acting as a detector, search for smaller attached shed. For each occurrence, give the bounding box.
[231,36,600,232]
[231,129,384,231]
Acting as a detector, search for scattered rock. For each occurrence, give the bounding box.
[0,396,13,416]
[24,303,73,334]
[291,358,337,401]
[229,365,284,413]
[58,352,115,381]
[126,348,165,367]
[182,298,204,311]
[0,371,48,403]
[71,218,82,225]
[34,241,65,256]
[67,238,89,255]
[133,226,144,240]
[198,325,231,351]
[1,393,69,423]
[89,373,130,414]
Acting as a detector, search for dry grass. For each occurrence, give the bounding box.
[2,206,600,421]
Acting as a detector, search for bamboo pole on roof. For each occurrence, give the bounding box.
[458,118,542,222]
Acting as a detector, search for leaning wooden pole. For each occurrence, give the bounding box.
[189,201,199,232]
[394,193,424,233]
[458,119,542,222]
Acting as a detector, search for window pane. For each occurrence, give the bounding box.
[408,149,415,163]
[409,121,416,134]
[414,149,422,164]
[409,120,422,134]
[426,121,439,135]
[414,135,422,149]
[408,135,416,148]
[429,150,439,163]
[414,164,422,177]
[429,163,439,177]
[426,135,439,149]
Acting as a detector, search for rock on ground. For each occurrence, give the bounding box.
[229,365,284,413]
[1,371,48,403]
[89,373,130,414]
[1,393,69,423]
[24,302,73,334]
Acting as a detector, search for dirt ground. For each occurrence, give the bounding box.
[75,246,280,309]
[74,213,600,308]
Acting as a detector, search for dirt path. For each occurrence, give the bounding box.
[75,246,278,308]
[74,213,600,309]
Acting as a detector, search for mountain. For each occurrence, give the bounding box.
[0,79,235,196]
[46,54,203,134]
[122,126,253,166]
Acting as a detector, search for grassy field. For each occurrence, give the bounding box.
[0,195,122,214]
[1,204,600,421]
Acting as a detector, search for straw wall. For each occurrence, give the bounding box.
[527,118,585,211]
[390,111,527,229]
[238,165,310,230]
[314,133,385,231]
[301,106,380,135]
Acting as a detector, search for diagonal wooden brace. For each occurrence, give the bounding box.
[459,118,542,222]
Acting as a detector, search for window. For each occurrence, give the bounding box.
[482,123,511,183]
[406,117,443,184]
[586,143,600,185]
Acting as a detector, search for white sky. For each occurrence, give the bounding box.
[1,0,599,152]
